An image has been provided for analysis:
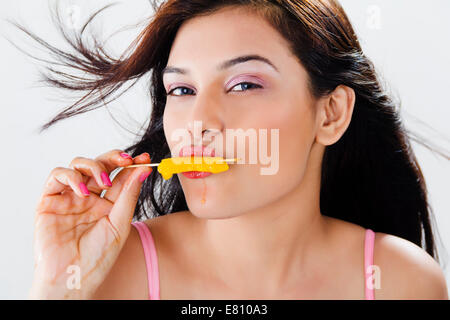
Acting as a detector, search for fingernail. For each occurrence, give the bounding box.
[79,182,90,195]
[139,170,152,183]
[120,152,132,159]
[101,172,112,187]
[134,152,150,161]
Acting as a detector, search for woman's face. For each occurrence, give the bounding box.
[162,6,320,219]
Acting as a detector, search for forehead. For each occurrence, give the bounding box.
[166,7,293,71]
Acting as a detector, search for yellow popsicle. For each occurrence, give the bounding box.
[157,156,230,180]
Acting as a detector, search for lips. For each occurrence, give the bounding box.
[179,145,215,179]
[179,145,215,157]
[182,171,212,179]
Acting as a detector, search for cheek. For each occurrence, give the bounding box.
[246,95,316,194]
[162,114,168,143]
[162,107,171,141]
[281,103,316,169]
[163,106,186,151]
[244,92,316,172]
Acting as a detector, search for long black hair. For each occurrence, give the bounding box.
[9,0,449,264]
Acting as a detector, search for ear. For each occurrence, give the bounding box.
[315,85,355,146]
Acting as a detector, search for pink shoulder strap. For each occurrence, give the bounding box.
[132,221,160,300]
[364,228,375,300]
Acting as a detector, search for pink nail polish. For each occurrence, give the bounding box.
[79,182,90,195]
[120,152,132,159]
[101,172,112,187]
[139,171,152,183]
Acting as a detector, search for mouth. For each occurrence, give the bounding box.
[179,145,216,179]
[181,171,213,179]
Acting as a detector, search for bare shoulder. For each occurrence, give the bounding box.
[373,232,448,300]
[323,216,448,299]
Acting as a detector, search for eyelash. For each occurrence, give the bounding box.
[165,82,263,97]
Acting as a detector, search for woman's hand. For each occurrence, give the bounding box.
[29,149,152,299]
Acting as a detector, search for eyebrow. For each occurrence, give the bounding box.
[161,54,279,76]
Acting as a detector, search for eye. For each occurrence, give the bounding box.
[166,87,195,97]
[165,82,263,97]
[229,82,263,93]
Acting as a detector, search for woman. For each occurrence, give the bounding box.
[26,0,448,299]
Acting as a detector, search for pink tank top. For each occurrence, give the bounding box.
[132,221,376,300]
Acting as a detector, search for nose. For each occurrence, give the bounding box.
[186,89,224,145]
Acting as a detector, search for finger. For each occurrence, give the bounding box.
[94,149,134,173]
[42,167,91,198]
[85,149,134,195]
[109,166,152,238]
[102,152,151,203]
[132,152,151,164]
[36,192,110,222]
[69,157,111,194]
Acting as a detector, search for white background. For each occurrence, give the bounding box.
[0,0,449,299]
